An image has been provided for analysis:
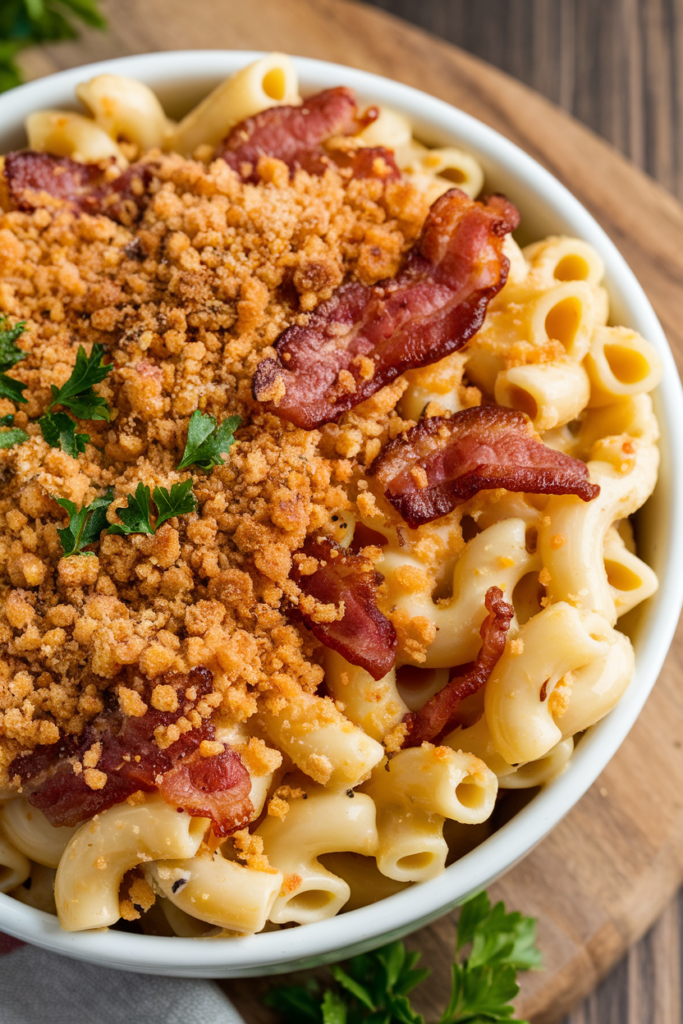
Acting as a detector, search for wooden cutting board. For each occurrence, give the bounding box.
[22,1,683,1020]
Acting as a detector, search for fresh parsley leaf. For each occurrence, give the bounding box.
[263,892,541,1024]
[39,410,89,459]
[55,489,113,557]
[0,316,26,370]
[262,980,322,1022]
[0,372,27,403]
[0,414,14,427]
[107,480,197,536]
[48,343,111,422]
[153,479,197,528]
[107,482,154,536]
[0,1,106,93]
[0,427,28,448]
[177,409,241,472]
[321,990,347,1024]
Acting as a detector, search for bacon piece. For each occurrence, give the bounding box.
[5,151,104,214]
[159,748,252,837]
[332,146,400,182]
[402,586,513,746]
[252,190,519,429]
[217,87,388,182]
[290,536,396,680]
[4,151,152,224]
[370,405,600,528]
[10,667,250,835]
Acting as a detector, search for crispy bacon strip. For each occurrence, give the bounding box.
[10,667,251,836]
[290,536,397,680]
[4,151,153,224]
[159,748,252,837]
[252,189,519,429]
[371,405,600,528]
[217,86,395,183]
[402,586,513,746]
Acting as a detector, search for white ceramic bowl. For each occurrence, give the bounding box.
[0,51,682,978]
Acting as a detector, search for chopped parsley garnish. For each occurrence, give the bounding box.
[39,411,90,459]
[55,490,114,557]
[0,315,27,369]
[47,343,112,421]
[263,891,541,1024]
[0,414,15,427]
[108,480,197,536]
[0,427,28,449]
[39,343,112,457]
[0,317,28,404]
[177,409,241,472]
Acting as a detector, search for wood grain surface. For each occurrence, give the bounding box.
[18,1,683,1021]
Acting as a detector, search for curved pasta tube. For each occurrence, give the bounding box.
[585,326,664,407]
[76,74,171,151]
[577,393,659,456]
[443,714,517,779]
[325,651,408,741]
[399,351,470,420]
[54,796,208,931]
[26,110,126,166]
[256,787,378,924]
[0,828,30,893]
[158,897,217,937]
[526,281,600,361]
[382,518,540,668]
[557,629,634,740]
[494,359,590,431]
[402,141,484,199]
[148,854,283,934]
[319,852,409,911]
[0,797,78,868]
[9,862,56,914]
[498,737,574,789]
[257,692,383,786]
[538,442,659,623]
[356,106,413,164]
[362,748,496,883]
[522,235,605,289]
[170,53,300,156]
[603,527,658,618]
[485,603,614,764]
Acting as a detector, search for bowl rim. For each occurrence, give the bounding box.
[1,48,682,976]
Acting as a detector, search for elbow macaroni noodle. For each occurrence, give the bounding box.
[0,56,662,938]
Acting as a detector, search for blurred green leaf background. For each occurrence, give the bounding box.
[0,0,106,91]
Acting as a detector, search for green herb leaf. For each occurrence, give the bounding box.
[262,980,322,1022]
[322,990,348,1024]
[177,409,241,472]
[107,482,154,536]
[0,316,26,370]
[153,479,197,528]
[262,892,541,1024]
[0,372,27,404]
[48,343,111,421]
[55,489,113,557]
[39,410,89,459]
[0,414,14,427]
[0,427,28,448]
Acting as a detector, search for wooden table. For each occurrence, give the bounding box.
[17,1,683,1021]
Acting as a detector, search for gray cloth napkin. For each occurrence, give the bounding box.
[0,933,246,1024]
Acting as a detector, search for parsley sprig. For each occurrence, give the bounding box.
[107,480,197,536]
[177,409,241,472]
[0,1,106,93]
[55,490,113,557]
[39,344,112,458]
[0,316,27,405]
[263,892,541,1024]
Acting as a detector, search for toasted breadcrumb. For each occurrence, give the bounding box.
[0,149,433,790]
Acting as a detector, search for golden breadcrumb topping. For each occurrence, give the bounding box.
[0,150,442,784]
